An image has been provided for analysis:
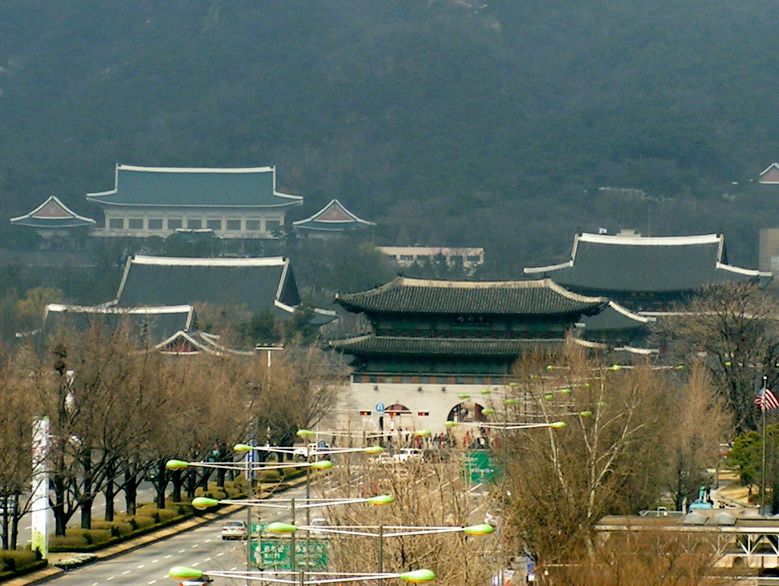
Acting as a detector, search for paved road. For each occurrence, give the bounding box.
[47,484,310,585]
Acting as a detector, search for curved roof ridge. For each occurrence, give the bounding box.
[118,164,275,173]
[45,303,194,314]
[132,255,287,267]
[578,233,722,247]
[606,301,654,323]
[715,261,772,278]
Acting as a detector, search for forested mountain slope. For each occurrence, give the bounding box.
[2,0,779,274]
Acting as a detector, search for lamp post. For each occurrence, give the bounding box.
[266,521,494,574]
[166,458,334,572]
[235,435,384,570]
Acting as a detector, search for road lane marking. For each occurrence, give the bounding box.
[137,564,145,568]
[152,558,159,563]
[204,557,212,562]
[192,562,200,567]
[164,554,172,559]
[191,543,199,548]
[122,570,131,575]
[178,549,186,553]
[216,552,225,557]
[148,581,157,585]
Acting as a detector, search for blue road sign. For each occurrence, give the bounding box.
[375,402,386,414]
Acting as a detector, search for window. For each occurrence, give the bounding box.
[109,218,124,229]
[400,255,414,262]
[188,219,202,229]
[266,219,281,233]
[466,255,481,262]
[226,219,241,231]
[207,219,222,231]
[148,219,163,230]
[416,255,429,262]
[246,219,261,231]
[167,218,182,230]
[128,218,143,230]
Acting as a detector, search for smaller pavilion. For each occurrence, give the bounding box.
[10,195,95,238]
[293,199,375,238]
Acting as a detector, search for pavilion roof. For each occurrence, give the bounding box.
[86,165,303,208]
[330,335,606,357]
[335,277,607,316]
[293,199,375,232]
[10,195,95,228]
[524,233,770,293]
[43,303,195,343]
[115,255,300,317]
[155,330,254,356]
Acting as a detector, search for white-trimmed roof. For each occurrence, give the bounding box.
[759,162,779,183]
[293,199,376,227]
[10,195,95,225]
[130,255,287,267]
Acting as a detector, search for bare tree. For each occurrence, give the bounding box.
[654,283,779,431]
[663,362,730,511]
[503,347,675,563]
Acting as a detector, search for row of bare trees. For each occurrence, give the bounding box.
[0,321,343,548]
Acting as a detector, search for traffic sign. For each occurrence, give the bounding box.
[317,440,327,449]
[251,539,328,570]
[375,402,386,414]
[466,450,499,483]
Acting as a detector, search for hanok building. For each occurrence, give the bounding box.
[328,277,609,432]
[10,195,95,239]
[113,255,335,325]
[86,165,302,239]
[524,232,770,312]
[293,199,375,238]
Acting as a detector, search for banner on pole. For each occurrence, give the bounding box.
[31,417,49,559]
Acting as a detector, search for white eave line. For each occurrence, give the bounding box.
[45,303,194,315]
[578,232,722,246]
[118,164,275,173]
[274,300,297,315]
[11,195,95,224]
[292,199,374,226]
[131,255,287,267]
[715,262,771,278]
[524,261,573,274]
[607,301,654,323]
[760,163,779,176]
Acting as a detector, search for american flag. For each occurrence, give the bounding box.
[755,386,779,411]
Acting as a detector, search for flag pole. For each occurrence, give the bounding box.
[762,375,768,516]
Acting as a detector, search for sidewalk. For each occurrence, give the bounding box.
[712,469,756,510]
[7,475,309,585]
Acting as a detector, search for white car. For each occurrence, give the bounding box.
[392,448,423,463]
[220,520,247,540]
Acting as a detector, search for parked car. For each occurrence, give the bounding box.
[392,448,423,463]
[220,520,247,540]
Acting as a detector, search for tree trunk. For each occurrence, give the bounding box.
[125,469,138,516]
[51,475,69,537]
[80,496,94,530]
[10,494,19,550]
[172,470,183,503]
[1,498,8,550]
[80,451,93,530]
[155,459,167,510]
[104,480,115,522]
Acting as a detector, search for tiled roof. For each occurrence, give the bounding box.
[43,303,195,343]
[10,196,95,228]
[115,256,301,317]
[524,233,770,293]
[155,330,254,356]
[86,165,302,208]
[335,277,607,315]
[330,335,605,356]
[293,199,375,232]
